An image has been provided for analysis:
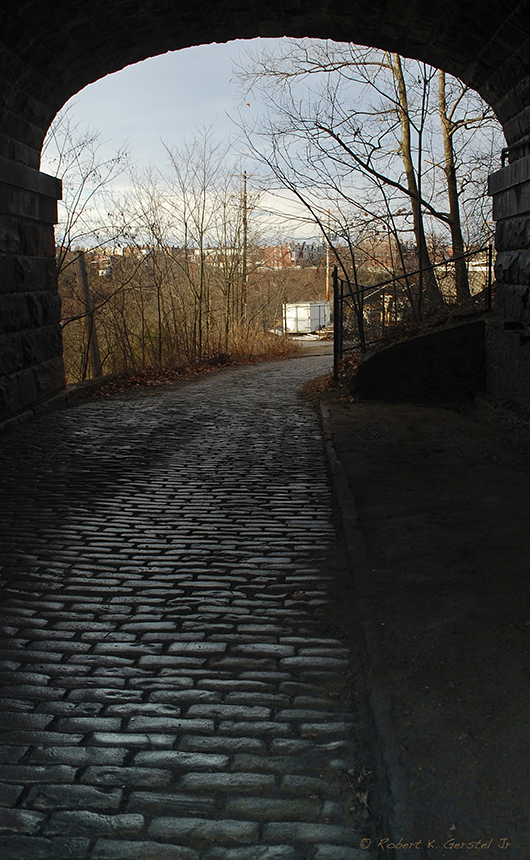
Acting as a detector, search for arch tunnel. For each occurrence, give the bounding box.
[1,0,530,421]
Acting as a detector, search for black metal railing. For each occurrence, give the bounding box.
[333,244,494,380]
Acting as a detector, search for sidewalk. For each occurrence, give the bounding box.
[322,392,530,860]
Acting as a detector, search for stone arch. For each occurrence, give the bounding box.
[1,0,529,421]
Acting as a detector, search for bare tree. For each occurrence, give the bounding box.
[41,106,134,378]
[41,105,131,274]
[46,115,314,382]
[234,39,503,317]
[158,131,264,357]
[437,70,499,300]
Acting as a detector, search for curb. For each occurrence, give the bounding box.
[319,400,421,859]
[0,375,118,435]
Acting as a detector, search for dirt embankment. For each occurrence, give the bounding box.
[323,392,530,860]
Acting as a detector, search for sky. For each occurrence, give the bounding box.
[42,39,268,175]
[41,37,497,247]
[40,38,323,241]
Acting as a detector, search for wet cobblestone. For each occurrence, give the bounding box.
[0,357,374,858]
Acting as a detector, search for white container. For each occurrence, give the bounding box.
[283,301,331,334]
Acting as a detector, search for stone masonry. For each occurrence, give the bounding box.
[0,355,373,860]
[0,1,530,418]
[0,156,63,420]
[487,155,530,403]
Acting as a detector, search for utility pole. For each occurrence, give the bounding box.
[242,170,247,322]
[326,211,331,302]
[77,251,102,379]
[232,169,258,323]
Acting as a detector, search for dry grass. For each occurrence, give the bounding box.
[227,330,301,362]
[300,372,343,404]
[83,334,301,400]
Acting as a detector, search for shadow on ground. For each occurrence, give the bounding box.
[323,392,530,860]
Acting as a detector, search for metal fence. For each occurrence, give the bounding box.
[333,244,494,380]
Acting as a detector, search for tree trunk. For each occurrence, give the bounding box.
[438,70,471,302]
[391,54,442,315]
[77,251,103,378]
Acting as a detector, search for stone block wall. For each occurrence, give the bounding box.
[490,155,530,322]
[487,156,530,404]
[0,1,529,420]
[350,321,486,403]
[0,156,63,421]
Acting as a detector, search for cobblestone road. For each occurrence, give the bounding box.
[0,356,372,860]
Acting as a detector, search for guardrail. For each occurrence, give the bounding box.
[333,244,494,380]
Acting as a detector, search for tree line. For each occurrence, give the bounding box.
[43,39,503,380]
[45,122,324,382]
[236,40,502,329]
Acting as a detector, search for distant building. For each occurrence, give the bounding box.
[260,245,293,269]
[289,241,326,267]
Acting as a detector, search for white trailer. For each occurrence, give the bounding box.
[282,301,331,334]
